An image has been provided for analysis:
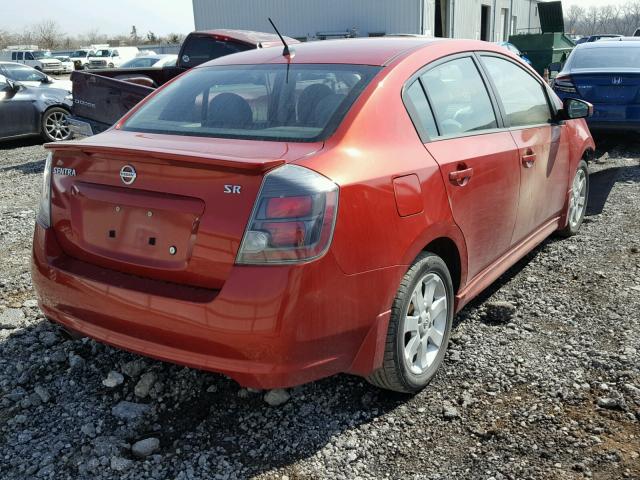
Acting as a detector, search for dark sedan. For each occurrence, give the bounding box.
[0,66,72,142]
[553,40,640,131]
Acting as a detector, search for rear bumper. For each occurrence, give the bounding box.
[32,223,402,388]
[554,91,640,131]
[41,65,61,73]
[586,121,640,132]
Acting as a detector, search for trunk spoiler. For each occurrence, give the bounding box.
[45,142,286,173]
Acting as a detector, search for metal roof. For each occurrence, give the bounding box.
[202,36,443,67]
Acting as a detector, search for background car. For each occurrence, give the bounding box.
[553,40,640,131]
[0,73,72,142]
[53,56,75,73]
[119,54,178,69]
[575,34,623,44]
[68,49,95,70]
[86,46,140,69]
[0,49,63,74]
[0,62,71,92]
[495,41,533,65]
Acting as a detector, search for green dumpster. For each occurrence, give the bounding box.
[508,1,575,76]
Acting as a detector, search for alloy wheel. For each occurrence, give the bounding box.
[402,272,448,375]
[44,111,71,141]
[569,167,587,228]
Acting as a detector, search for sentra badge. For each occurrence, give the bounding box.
[53,167,76,176]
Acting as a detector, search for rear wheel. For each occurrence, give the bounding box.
[367,252,454,393]
[41,107,71,142]
[558,160,589,237]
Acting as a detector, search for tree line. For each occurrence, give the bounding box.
[565,1,640,36]
[0,20,186,51]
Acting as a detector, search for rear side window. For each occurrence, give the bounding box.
[17,52,24,61]
[180,36,252,67]
[481,56,551,127]
[122,64,380,142]
[421,57,497,137]
[11,52,16,60]
[404,80,438,141]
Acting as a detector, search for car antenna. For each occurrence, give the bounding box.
[268,17,295,59]
[268,17,294,82]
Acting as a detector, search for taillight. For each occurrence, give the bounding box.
[36,152,52,228]
[554,75,577,94]
[236,164,339,264]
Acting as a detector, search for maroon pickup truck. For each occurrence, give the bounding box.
[68,29,298,137]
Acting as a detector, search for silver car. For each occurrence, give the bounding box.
[0,62,73,142]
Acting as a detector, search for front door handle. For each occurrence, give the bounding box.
[449,167,474,186]
[521,150,537,168]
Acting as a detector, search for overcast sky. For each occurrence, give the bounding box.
[0,0,195,37]
[0,0,632,37]
[561,0,627,8]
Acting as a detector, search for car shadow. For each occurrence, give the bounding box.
[0,159,45,174]
[586,165,639,216]
[456,161,640,323]
[0,320,406,477]
[0,137,43,150]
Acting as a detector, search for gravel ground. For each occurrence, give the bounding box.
[0,134,639,480]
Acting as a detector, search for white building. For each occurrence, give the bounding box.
[192,0,542,42]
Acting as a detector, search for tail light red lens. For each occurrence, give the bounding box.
[265,196,313,218]
[237,165,339,264]
[553,75,577,94]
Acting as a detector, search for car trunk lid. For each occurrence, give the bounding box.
[573,71,640,104]
[46,131,323,289]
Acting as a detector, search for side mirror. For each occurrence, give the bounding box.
[562,98,593,120]
[6,79,19,92]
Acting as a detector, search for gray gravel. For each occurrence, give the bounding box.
[0,134,639,479]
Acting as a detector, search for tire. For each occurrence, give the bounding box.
[558,160,589,237]
[41,107,71,142]
[367,252,454,393]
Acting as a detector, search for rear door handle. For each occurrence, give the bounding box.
[449,167,474,186]
[521,151,537,168]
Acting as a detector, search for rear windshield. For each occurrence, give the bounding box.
[180,36,252,67]
[122,64,380,142]
[571,47,640,69]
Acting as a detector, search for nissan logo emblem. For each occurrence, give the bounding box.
[120,165,137,185]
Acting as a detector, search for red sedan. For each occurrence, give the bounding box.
[32,38,595,393]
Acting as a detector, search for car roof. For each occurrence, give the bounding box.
[202,37,455,67]
[0,61,35,66]
[576,39,640,48]
[599,36,640,42]
[131,54,175,59]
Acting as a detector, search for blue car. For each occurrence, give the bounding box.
[495,42,533,66]
[553,40,640,131]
